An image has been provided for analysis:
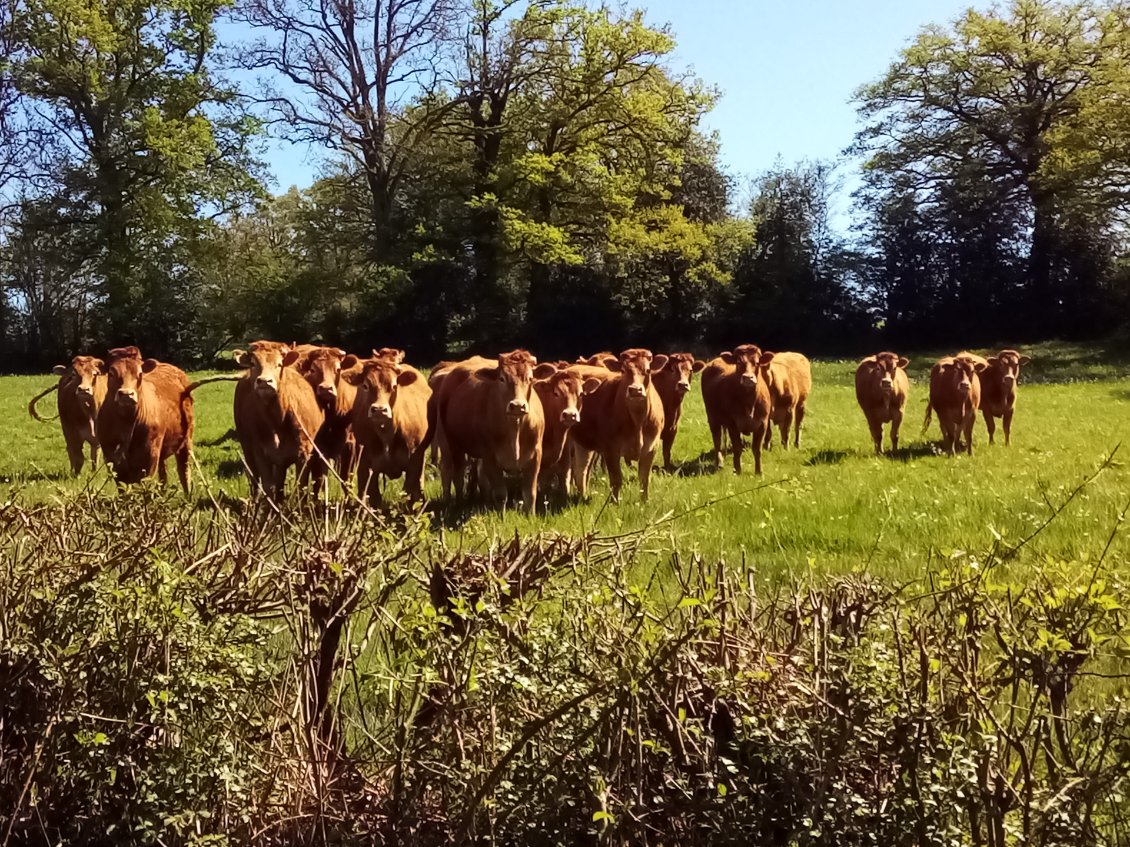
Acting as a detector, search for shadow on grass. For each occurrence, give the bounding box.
[667,452,721,478]
[0,468,77,483]
[215,459,246,479]
[886,443,940,462]
[804,449,851,467]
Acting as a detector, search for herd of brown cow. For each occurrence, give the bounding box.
[28,344,1031,511]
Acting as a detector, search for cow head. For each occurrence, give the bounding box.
[476,350,538,419]
[986,349,1030,392]
[941,356,987,396]
[535,370,601,428]
[344,357,418,429]
[233,341,301,398]
[603,349,668,403]
[373,347,406,364]
[719,345,774,389]
[105,346,158,411]
[873,351,909,394]
[657,352,706,395]
[298,347,349,407]
[54,355,105,412]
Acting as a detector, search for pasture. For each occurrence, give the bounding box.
[4,341,1129,582]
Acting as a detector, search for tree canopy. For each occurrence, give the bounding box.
[0,0,1128,368]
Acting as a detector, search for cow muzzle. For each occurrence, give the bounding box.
[316,384,337,402]
[958,381,971,393]
[507,400,529,417]
[255,377,277,395]
[1003,375,1016,386]
[116,388,137,407]
[627,383,647,399]
[740,373,757,387]
[369,404,392,421]
[561,408,580,426]
[676,381,691,394]
[880,378,893,392]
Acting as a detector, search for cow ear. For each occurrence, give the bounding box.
[232,349,250,367]
[986,356,1000,369]
[341,354,359,371]
[897,357,909,369]
[396,369,419,387]
[282,350,302,367]
[650,354,669,373]
[52,364,68,376]
[760,352,775,367]
[973,361,988,373]
[532,362,558,379]
[1018,355,1031,366]
[719,351,735,364]
[475,366,501,381]
[343,369,364,387]
[692,360,706,373]
[94,359,106,374]
[582,377,602,396]
[141,358,159,373]
[602,358,622,372]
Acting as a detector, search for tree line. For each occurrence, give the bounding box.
[1,0,1128,369]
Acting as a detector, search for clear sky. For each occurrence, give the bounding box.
[256,0,980,195]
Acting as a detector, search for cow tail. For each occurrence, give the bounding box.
[184,374,242,394]
[28,383,60,422]
[921,401,933,436]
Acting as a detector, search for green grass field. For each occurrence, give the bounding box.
[4,340,1129,582]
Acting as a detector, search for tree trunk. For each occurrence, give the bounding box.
[1027,190,1057,335]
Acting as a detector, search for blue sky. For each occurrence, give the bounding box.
[256,0,978,196]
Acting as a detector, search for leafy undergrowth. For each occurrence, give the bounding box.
[2,486,1129,845]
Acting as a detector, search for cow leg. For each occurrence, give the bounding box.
[662,429,675,471]
[890,410,903,453]
[149,438,165,482]
[778,410,793,451]
[868,416,884,455]
[605,451,623,502]
[63,429,86,476]
[794,403,805,448]
[638,447,655,503]
[1002,408,1013,446]
[176,446,191,493]
[364,465,382,505]
[521,459,538,515]
[964,411,976,456]
[571,447,594,498]
[89,438,100,469]
[983,411,996,445]
[708,416,723,467]
[752,422,765,475]
[728,424,743,474]
[450,451,467,502]
[763,420,773,451]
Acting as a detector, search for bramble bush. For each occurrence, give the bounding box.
[1,485,1128,845]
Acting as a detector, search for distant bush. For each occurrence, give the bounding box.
[1,487,1128,845]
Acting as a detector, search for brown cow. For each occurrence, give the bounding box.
[95,347,194,490]
[344,355,431,504]
[958,349,1031,445]
[924,355,988,455]
[855,352,910,454]
[569,349,667,502]
[533,365,603,494]
[576,351,616,367]
[29,355,108,475]
[425,350,545,512]
[701,345,775,475]
[763,352,812,450]
[296,346,360,493]
[233,341,325,498]
[651,353,706,470]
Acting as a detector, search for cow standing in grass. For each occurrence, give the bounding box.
[651,353,706,470]
[345,354,431,504]
[233,341,324,499]
[29,355,108,475]
[95,346,194,491]
[701,345,774,475]
[855,352,910,455]
[924,355,988,455]
[958,350,1031,445]
[570,349,667,502]
[763,351,812,450]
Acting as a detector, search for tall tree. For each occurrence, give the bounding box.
[237,0,461,257]
[7,0,263,346]
[855,0,1130,333]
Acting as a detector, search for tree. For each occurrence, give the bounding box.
[237,0,461,258]
[855,0,1130,334]
[7,0,263,349]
